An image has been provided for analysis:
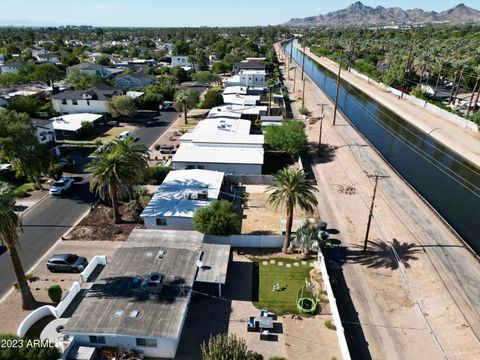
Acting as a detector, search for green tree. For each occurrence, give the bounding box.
[174,90,199,125]
[193,200,241,236]
[108,95,138,118]
[30,64,64,84]
[264,120,307,157]
[135,92,164,111]
[0,183,37,309]
[267,169,318,253]
[78,121,94,139]
[201,333,262,360]
[192,71,221,84]
[96,55,111,66]
[383,64,405,88]
[202,90,224,109]
[0,111,50,190]
[65,69,110,90]
[87,149,134,224]
[211,61,229,74]
[8,96,42,117]
[61,53,80,67]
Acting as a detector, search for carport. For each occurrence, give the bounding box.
[196,243,230,297]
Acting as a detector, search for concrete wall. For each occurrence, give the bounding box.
[70,333,179,358]
[80,255,107,283]
[143,216,194,231]
[173,161,262,175]
[205,234,283,248]
[17,305,57,338]
[52,98,109,114]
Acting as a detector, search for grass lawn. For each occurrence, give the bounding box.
[250,257,314,315]
[14,183,37,198]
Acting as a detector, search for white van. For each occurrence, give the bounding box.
[161,101,174,111]
[117,131,133,140]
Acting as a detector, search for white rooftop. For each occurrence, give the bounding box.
[173,143,264,165]
[222,86,248,95]
[239,70,267,75]
[223,93,260,107]
[141,169,224,219]
[208,104,267,118]
[51,113,102,132]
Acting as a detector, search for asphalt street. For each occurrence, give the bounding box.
[0,111,177,299]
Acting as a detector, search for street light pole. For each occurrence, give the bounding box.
[332,48,343,126]
[301,43,306,81]
[317,103,328,152]
[363,173,389,252]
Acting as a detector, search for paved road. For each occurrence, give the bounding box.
[0,113,178,299]
[0,180,94,299]
[133,111,179,147]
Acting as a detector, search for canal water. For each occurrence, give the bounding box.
[284,40,480,254]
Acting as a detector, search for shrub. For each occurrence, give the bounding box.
[324,319,336,330]
[154,144,161,151]
[202,90,224,109]
[13,183,36,198]
[140,165,170,185]
[201,333,262,360]
[193,200,241,236]
[298,107,310,116]
[48,285,62,304]
[264,120,308,156]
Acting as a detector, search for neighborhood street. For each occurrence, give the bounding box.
[0,113,177,300]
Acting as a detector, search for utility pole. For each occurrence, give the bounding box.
[317,103,328,152]
[401,46,414,100]
[289,40,294,81]
[332,48,343,126]
[466,77,480,117]
[301,77,306,109]
[348,42,355,72]
[301,43,306,81]
[452,68,464,106]
[449,70,459,105]
[293,65,297,92]
[363,173,389,252]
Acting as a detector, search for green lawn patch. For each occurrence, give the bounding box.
[14,183,37,198]
[250,257,314,315]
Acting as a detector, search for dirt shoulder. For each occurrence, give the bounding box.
[300,44,480,168]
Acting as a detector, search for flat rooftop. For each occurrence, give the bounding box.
[51,113,102,132]
[140,169,224,219]
[173,142,264,165]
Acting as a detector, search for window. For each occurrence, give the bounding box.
[61,99,67,105]
[197,165,205,169]
[89,335,106,344]
[156,218,167,226]
[136,338,157,347]
[72,99,78,105]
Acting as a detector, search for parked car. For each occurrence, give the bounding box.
[49,176,74,196]
[107,120,119,126]
[161,101,173,111]
[117,130,133,140]
[47,253,88,273]
[159,145,176,154]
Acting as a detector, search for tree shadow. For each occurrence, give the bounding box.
[347,239,420,270]
[308,144,336,165]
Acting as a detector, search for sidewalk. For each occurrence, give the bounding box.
[276,43,480,359]
[299,44,480,168]
[14,189,48,215]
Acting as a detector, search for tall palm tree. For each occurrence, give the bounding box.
[267,169,318,253]
[266,78,276,116]
[112,137,149,199]
[0,183,37,309]
[87,150,134,224]
[174,90,197,125]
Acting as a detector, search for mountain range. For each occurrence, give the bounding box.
[285,2,480,26]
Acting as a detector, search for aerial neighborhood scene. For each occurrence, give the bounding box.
[1,1,480,359]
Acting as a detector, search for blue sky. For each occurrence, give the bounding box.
[0,1,477,27]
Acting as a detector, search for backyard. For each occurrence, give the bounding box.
[250,257,317,315]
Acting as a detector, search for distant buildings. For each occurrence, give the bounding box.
[66,63,123,78]
[224,70,266,88]
[170,55,198,71]
[34,52,61,64]
[114,72,156,89]
[0,61,26,74]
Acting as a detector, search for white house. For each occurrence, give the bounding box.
[31,119,56,144]
[233,59,266,75]
[170,55,198,71]
[51,85,129,114]
[224,70,266,87]
[141,169,224,230]
[0,61,26,74]
[50,113,103,138]
[35,52,60,64]
[114,72,156,88]
[66,63,123,78]
[173,117,264,174]
[63,229,230,359]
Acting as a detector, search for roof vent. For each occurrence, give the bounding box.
[129,310,139,318]
[157,249,166,259]
[141,272,164,294]
[114,309,124,317]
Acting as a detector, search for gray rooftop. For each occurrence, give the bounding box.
[64,229,230,339]
[52,84,125,101]
[31,118,53,128]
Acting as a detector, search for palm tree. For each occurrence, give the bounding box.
[0,183,37,309]
[267,169,318,253]
[174,90,197,125]
[87,150,134,224]
[112,137,149,199]
[266,78,276,116]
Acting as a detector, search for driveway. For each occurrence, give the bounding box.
[133,111,179,147]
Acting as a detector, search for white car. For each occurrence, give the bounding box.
[49,177,74,196]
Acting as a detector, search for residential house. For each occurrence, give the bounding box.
[233,58,266,75]
[50,113,103,139]
[51,85,135,114]
[0,54,4,64]
[173,117,264,174]
[224,70,266,88]
[63,229,230,359]
[31,118,56,144]
[170,55,198,71]
[0,61,26,74]
[35,52,61,64]
[66,63,123,78]
[114,72,156,89]
[141,169,224,230]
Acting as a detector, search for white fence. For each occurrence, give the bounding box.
[17,256,107,338]
[205,234,283,248]
[348,67,478,133]
[316,249,351,360]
